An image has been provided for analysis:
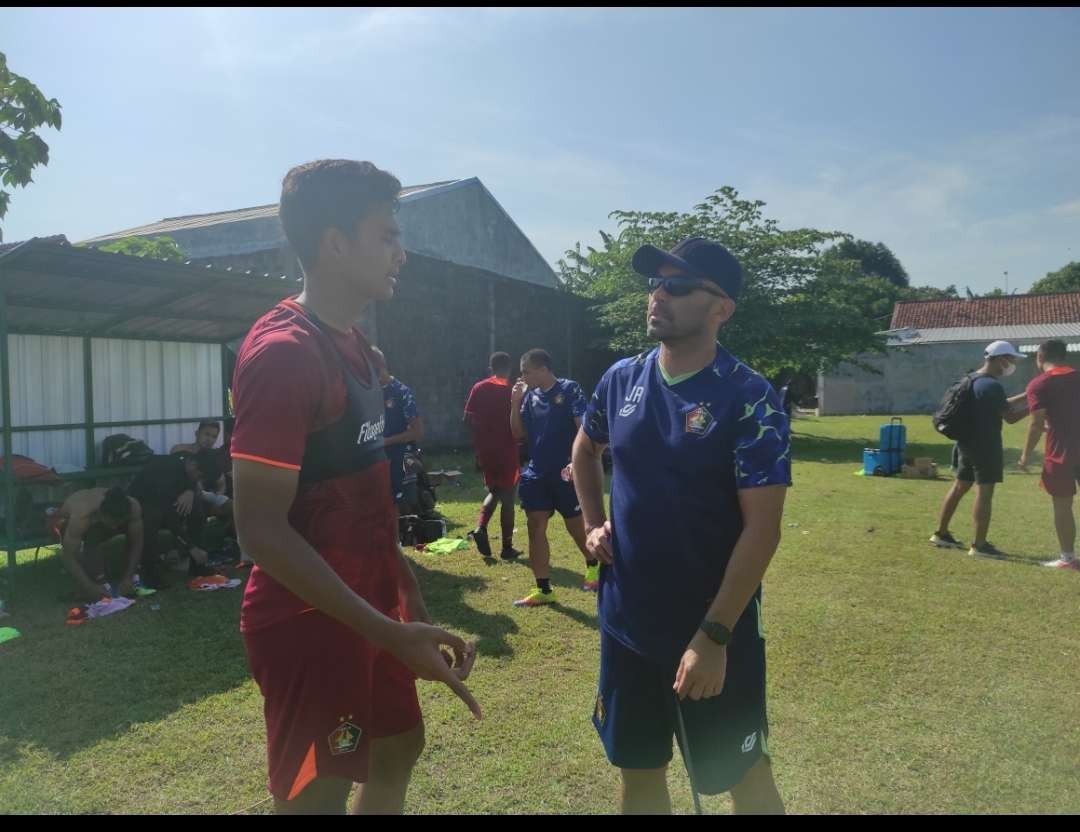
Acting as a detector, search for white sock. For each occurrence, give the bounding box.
[1061,552,1076,562]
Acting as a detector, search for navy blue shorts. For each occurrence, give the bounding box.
[519,473,581,518]
[593,591,769,795]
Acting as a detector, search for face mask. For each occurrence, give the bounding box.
[1001,361,1016,377]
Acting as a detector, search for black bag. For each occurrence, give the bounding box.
[932,373,978,441]
[101,433,155,467]
[398,515,447,547]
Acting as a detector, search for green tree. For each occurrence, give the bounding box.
[95,235,186,262]
[558,186,888,378]
[821,238,909,288]
[903,284,959,301]
[1029,262,1080,294]
[0,52,62,230]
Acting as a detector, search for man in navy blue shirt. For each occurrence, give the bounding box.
[510,348,597,607]
[372,347,424,509]
[930,340,1028,557]
[572,237,791,814]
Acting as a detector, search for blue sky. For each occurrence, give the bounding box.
[2,7,1078,293]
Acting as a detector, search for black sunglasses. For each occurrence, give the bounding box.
[647,277,727,299]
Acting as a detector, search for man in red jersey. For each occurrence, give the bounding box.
[1019,339,1080,570]
[231,160,480,815]
[463,351,523,561]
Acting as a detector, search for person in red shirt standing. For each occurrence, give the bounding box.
[1019,339,1080,570]
[231,159,480,815]
[463,351,523,561]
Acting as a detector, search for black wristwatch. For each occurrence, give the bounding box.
[699,620,733,646]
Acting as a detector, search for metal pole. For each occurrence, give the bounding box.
[83,337,95,466]
[1,275,16,579]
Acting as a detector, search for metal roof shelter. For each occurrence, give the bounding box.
[0,236,297,578]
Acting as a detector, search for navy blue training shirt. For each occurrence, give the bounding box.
[583,345,792,664]
[520,378,588,479]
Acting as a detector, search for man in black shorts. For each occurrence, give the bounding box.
[930,340,1029,558]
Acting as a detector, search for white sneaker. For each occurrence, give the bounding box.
[1040,557,1079,570]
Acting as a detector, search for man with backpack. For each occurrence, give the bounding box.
[930,341,1029,557]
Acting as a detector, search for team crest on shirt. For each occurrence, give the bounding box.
[594,693,606,727]
[554,393,565,406]
[328,718,363,756]
[685,405,714,435]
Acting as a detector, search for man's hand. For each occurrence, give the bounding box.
[82,581,110,602]
[384,622,482,719]
[674,630,728,701]
[585,520,614,565]
[175,490,195,517]
[511,380,528,406]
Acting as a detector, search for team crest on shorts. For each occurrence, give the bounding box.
[594,693,606,726]
[685,405,714,435]
[329,718,363,756]
[385,398,394,409]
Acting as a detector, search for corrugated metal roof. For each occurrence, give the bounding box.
[884,323,1080,346]
[79,180,462,244]
[0,237,297,341]
[891,292,1080,328]
[0,234,69,255]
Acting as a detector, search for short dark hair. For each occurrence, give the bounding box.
[1039,339,1068,363]
[197,420,220,434]
[489,352,512,375]
[521,348,552,371]
[101,487,132,522]
[279,160,402,268]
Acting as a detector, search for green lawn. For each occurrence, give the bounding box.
[1,415,1078,814]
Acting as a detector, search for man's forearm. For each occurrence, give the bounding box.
[572,431,607,529]
[1023,420,1044,458]
[704,524,781,630]
[510,407,526,440]
[61,545,99,594]
[394,547,430,623]
[123,523,143,581]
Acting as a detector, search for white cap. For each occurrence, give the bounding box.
[984,340,1026,359]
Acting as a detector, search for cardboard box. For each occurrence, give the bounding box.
[901,463,939,479]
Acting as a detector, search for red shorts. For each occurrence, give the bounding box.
[1041,459,1080,498]
[243,610,422,801]
[478,452,520,491]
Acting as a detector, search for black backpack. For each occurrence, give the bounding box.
[101,433,155,467]
[932,373,979,441]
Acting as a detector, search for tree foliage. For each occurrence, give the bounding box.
[0,52,62,229]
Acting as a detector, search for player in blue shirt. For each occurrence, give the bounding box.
[572,237,791,814]
[372,347,424,509]
[510,348,598,607]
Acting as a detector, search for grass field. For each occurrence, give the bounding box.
[1,414,1077,814]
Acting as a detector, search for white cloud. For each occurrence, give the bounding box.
[1051,199,1080,217]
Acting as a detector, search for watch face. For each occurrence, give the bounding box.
[703,621,731,644]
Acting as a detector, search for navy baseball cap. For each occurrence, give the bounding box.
[631,237,743,301]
